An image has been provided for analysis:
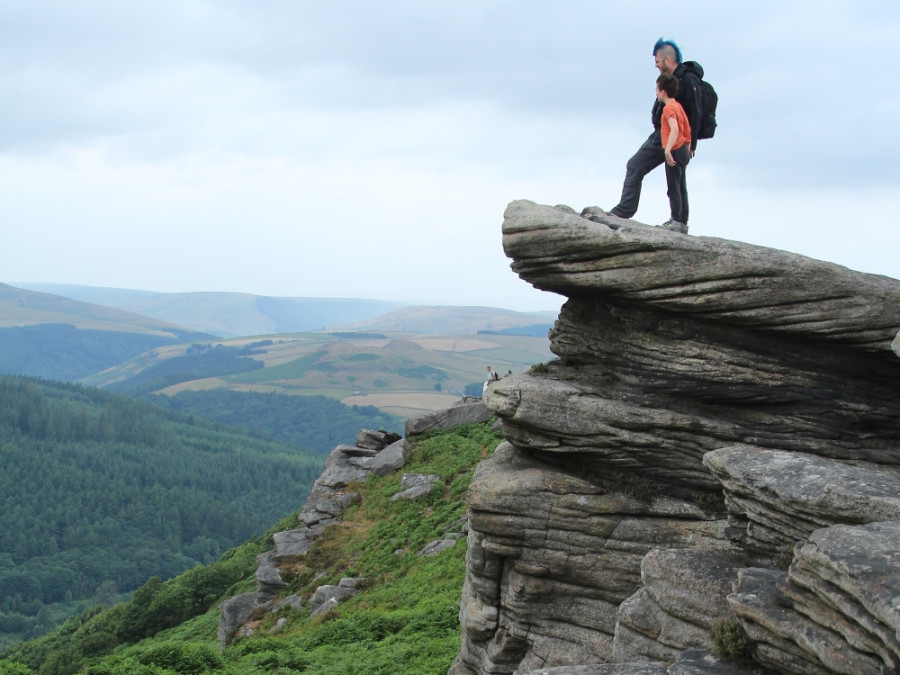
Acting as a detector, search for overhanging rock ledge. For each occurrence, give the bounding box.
[450,201,900,675]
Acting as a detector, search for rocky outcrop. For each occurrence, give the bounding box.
[218,427,406,644]
[704,446,900,562]
[729,522,900,674]
[452,201,900,674]
[308,577,369,618]
[217,400,484,646]
[613,550,747,663]
[405,396,493,436]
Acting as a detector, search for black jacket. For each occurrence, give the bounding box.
[651,61,704,151]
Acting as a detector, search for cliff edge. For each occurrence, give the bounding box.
[451,201,900,674]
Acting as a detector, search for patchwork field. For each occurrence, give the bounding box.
[86,330,554,414]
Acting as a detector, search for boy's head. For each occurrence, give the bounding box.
[656,73,679,100]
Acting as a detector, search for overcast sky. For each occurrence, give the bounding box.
[3,1,899,312]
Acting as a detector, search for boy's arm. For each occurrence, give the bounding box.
[664,116,678,165]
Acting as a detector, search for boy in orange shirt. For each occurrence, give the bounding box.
[656,73,691,234]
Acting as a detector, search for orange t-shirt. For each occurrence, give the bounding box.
[661,100,691,151]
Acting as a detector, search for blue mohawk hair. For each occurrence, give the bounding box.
[653,37,682,64]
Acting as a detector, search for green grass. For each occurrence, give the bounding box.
[2,422,502,675]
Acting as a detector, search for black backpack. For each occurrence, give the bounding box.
[682,61,718,139]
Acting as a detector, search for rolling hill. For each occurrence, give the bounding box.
[0,284,212,381]
[85,330,555,417]
[13,284,560,338]
[13,284,406,338]
[328,305,558,335]
[0,284,203,337]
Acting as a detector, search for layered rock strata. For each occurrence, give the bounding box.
[452,202,900,674]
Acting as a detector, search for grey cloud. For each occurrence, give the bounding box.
[2,1,899,190]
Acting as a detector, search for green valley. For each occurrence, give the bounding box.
[0,376,324,650]
[0,421,502,675]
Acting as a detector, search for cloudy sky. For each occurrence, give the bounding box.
[3,1,899,312]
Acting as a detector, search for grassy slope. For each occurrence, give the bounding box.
[0,421,502,675]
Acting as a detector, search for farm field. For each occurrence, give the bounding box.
[86,330,554,415]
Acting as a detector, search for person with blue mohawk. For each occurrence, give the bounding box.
[609,38,704,233]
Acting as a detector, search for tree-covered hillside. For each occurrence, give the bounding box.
[0,325,208,382]
[147,390,403,454]
[0,376,322,648]
[0,421,502,675]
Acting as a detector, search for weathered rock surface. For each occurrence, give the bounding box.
[502,200,900,351]
[704,446,900,561]
[218,592,258,647]
[255,551,288,600]
[518,665,667,675]
[405,397,493,436]
[729,522,900,674]
[369,438,407,476]
[518,653,762,675]
[454,442,732,673]
[390,472,441,501]
[613,550,747,663]
[308,577,369,617]
[452,201,900,674]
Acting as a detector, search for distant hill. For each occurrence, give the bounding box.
[0,283,202,337]
[331,305,558,335]
[14,284,405,338]
[0,284,212,381]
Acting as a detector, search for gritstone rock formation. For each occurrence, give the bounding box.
[451,201,900,674]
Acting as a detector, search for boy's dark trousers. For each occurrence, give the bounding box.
[664,144,691,224]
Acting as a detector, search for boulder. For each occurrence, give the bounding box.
[704,446,900,559]
[218,592,258,647]
[728,522,900,675]
[308,579,366,616]
[255,551,288,599]
[418,537,461,557]
[613,549,746,662]
[369,439,407,476]
[272,528,315,560]
[390,473,441,501]
[405,399,493,436]
[356,428,402,450]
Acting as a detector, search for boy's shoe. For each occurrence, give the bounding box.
[659,219,688,234]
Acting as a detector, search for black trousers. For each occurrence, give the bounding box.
[609,135,664,220]
[664,144,691,224]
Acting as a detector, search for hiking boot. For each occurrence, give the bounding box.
[659,219,688,234]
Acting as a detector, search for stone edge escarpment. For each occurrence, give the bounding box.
[450,201,900,675]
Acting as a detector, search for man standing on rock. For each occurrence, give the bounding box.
[608,38,703,232]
